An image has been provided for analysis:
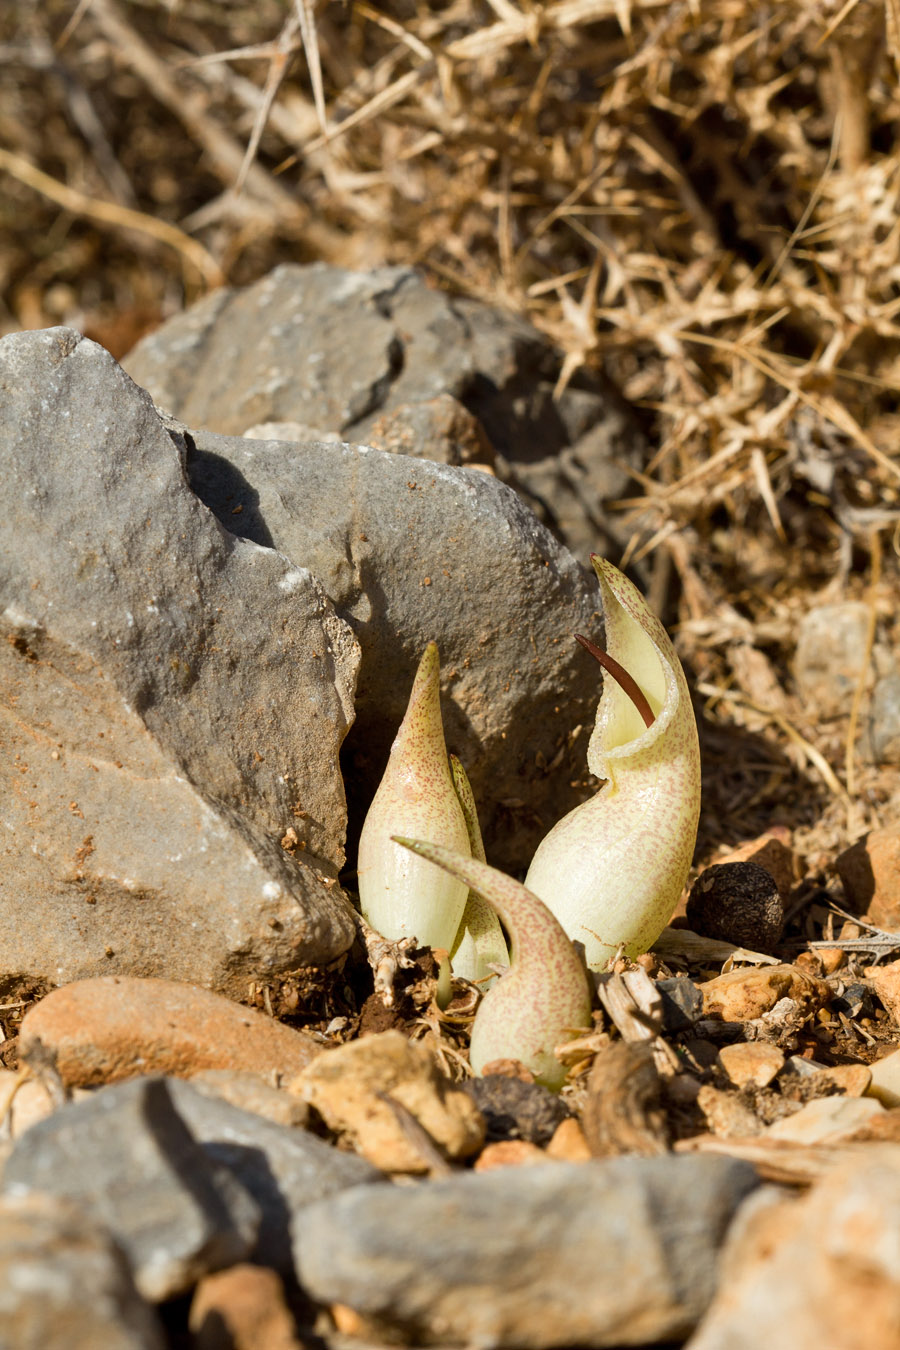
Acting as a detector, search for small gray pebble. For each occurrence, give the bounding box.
[657,977,703,1031]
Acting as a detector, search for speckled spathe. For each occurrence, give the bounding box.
[394,839,593,1091]
[357,643,470,950]
[525,556,701,970]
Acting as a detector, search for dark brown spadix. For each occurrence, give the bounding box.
[574,632,655,729]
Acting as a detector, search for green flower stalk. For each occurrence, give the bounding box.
[357,643,470,950]
[448,755,509,985]
[525,556,701,970]
[394,838,593,1091]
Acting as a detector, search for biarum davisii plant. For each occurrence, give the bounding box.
[447,754,509,985]
[357,556,699,1084]
[524,555,701,970]
[393,838,592,1091]
[357,642,471,951]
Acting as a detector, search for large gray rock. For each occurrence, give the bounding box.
[124,262,646,561]
[166,1078,383,1273]
[1,1077,260,1302]
[293,1155,760,1347]
[179,425,604,870]
[0,327,359,992]
[0,1192,165,1350]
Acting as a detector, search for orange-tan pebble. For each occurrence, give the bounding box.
[474,1140,549,1171]
[18,976,322,1088]
[545,1117,592,1161]
[189,1264,304,1350]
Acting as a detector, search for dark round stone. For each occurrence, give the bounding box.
[686,861,784,952]
[461,1074,570,1144]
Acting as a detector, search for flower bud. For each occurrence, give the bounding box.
[357,643,470,950]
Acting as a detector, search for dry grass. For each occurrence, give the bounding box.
[3,0,900,875]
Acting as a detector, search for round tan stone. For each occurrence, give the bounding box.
[190,1264,303,1350]
[865,959,900,1024]
[18,976,321,1088]
[545,1117,593,1161]
[718,1042,785,1088]
[291,1029,484,1173]
[473,1140,548,1171]
[700,964,830,1022]
[836,825,900,928]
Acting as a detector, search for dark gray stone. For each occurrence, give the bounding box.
[124,262,647,562]
[461,1074,569,1144]
[176,426,604,872]
[657,977,704,1031]
[0,327,359,993]
[293,1155,761,1348]
[166,1078,383,1272]
[1,1077,260,1302]
[0,1192,165,1349]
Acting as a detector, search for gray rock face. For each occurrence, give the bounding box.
[293,1155,760,1348]
[124,262,646,561]
[0,1192,165,1349]
[179,426,604,870]
[0,327,359,992]
[166,1078,383,1272]
[1,1077,260,1302]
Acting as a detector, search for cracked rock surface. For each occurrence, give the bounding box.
[177,424,604,870]
[0,327,359,992]
[124,262,647,561]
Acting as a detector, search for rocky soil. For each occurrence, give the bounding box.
[4,267,900,1349]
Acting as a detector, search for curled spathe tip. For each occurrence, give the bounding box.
[525,556,701,971]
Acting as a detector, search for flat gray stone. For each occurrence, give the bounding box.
[124,262,646,563]
[166,1078,383,1272]
[124,267,400,438]
[293,1155,760,1347]
[0,1192,165,1349]
[179,426,604,871]
[1,1076,260,1302]
[0,327,359,992]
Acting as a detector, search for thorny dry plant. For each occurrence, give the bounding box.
[3,0,900,875]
